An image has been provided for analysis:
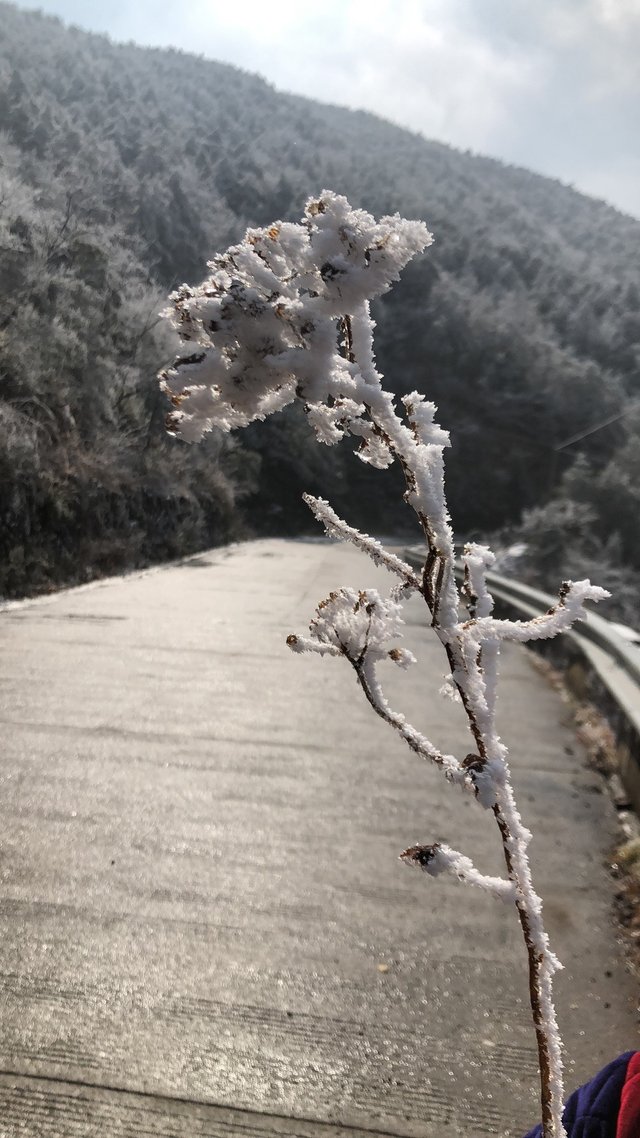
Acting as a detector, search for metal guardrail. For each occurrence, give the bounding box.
[405,546,640,816]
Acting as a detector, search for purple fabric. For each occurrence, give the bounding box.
[522,1053,635,1138]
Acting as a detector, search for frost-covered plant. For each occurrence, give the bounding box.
[159,192,608,1138]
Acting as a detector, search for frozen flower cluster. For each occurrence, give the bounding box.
[160,191,431,444]
[287,587,416,670]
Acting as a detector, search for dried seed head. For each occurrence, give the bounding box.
[400,842,441,868]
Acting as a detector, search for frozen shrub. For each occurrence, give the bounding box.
[160,192,608,1138]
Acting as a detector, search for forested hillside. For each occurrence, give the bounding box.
[1,3,639,619]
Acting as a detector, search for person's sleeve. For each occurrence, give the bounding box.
[616,1051,640,1138]
[522,1052,636,1138]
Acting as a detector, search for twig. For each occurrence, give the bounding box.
[303,494,421,592]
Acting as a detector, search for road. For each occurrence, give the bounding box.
[0,538,637,1137]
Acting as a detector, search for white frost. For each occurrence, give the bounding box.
[400,842,516,902]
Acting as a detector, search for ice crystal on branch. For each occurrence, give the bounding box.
[159,191,610,1138]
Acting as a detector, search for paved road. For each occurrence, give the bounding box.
[0,539,637,1137]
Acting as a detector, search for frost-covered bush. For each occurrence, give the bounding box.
[160,192,608,1138]
[512,495,640,629]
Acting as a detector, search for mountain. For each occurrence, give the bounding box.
[1,2,638,617]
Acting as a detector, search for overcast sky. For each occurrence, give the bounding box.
[20,0,640,218]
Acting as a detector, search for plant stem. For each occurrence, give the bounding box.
[401,420,563,1134]
[493,806,558,1138]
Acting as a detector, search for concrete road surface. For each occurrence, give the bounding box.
[0,538,637,1137]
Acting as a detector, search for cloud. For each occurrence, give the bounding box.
[24,0,640,217]
[418,0,640,214]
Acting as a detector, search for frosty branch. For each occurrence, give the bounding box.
[159,192,608,1138]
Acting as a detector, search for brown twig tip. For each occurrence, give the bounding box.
[400,842,441,868]
[286,634,298,646]
[558,581,571,604]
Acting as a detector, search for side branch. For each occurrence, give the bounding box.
[303,494,421,591]
[469,579,610,644]
[355,657,465,784]
[400,841,515,902]
[462,543,496,620]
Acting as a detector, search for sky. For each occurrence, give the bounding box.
[19,0,640,218]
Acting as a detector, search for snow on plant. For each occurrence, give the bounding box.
[159,191,608,1138]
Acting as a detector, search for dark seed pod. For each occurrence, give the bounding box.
[400,842,441,868]
[462,753,486,775]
